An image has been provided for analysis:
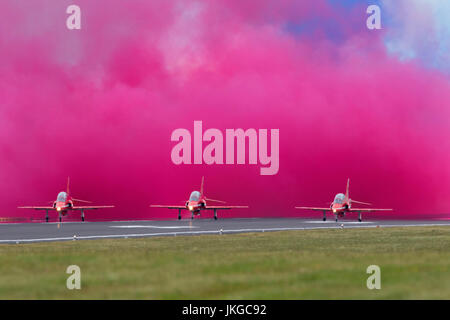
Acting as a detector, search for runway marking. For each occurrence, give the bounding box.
[1,223,449,244]
[110,225,198,229]
[303,221,373,224]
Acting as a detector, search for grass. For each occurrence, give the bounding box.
[0,226,449,299]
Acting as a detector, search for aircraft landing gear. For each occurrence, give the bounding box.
[358,212,362,222]
[59,214,62,223]
[45,210,49,223]
[214,209,218,220]
[81,210,85,222]
[191,212,194,220]
[322,211,326,221]
[178,209,181,220]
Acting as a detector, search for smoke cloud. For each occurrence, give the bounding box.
[1,0,449,221]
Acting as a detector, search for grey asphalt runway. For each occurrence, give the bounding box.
[1,218,450,244]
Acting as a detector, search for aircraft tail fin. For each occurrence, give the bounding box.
[345,178,349,200]
[200,176,204,197]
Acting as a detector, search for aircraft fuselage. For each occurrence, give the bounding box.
[186,198,206,215]
[53,192,73,215]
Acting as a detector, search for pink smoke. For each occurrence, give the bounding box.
[1,0,449,222]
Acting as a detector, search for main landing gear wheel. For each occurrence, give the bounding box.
[323,217,326,221]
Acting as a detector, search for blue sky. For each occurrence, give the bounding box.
[285,0,450,74]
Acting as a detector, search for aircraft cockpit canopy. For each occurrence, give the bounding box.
[189,191,201,201]
[56,192,67,202]
[333,193,345,204]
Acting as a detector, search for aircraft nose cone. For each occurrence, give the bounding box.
[187,201,199,211]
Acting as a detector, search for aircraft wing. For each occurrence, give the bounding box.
[150,205,187,209]
[18,206,56,210]
[295,207,331,211]
[72,206,115,210]
[349,208,393,212]
[204,206,248,210]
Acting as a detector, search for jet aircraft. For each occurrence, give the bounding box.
[151,177,248,220]
[18,178,114,222]
[295,179,392,222]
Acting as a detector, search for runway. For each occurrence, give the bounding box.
[1,218,450,244]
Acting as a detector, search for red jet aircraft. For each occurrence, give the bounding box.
[150,177,248,220]
[295,179,392,222]
[18,178,114,222]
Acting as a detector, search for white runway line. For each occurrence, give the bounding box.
[1,222,450,244]
[110,225,198,229]
[302,221,373,224]
[0,226,342,243]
